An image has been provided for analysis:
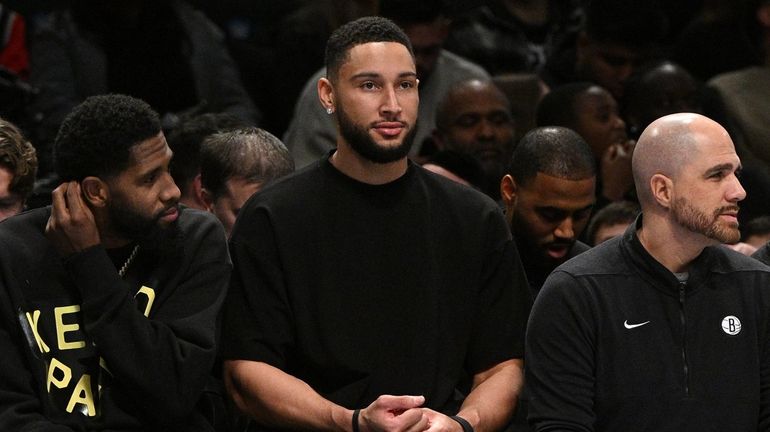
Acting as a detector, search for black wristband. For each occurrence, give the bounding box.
[449,415,474,432]
[352,409,361,432]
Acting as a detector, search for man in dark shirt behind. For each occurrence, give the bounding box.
[501,126,596,297]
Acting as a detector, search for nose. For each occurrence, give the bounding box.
[728,174,747,202]
[380,85,402,117]
[554,217,575,240]
[161,172,181,204]
[478,119,495,140]
[613,113,626,131]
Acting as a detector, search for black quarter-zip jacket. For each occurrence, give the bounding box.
[526,216,770,432]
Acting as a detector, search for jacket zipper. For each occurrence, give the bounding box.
[679,282,690,397]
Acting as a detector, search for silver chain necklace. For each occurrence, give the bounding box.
[118,245,140,278]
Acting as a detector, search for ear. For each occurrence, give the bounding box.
[318,77,335,113]
[649,173,673,209]
[758,3,770,28]
[200,187,215,212]
[192,174,207,209]
[81,176,108,208]
[500,174,518,208]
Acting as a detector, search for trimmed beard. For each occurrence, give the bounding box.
[108,198,182,255]
[511,214,575,270]
[337,104,417,164]
[671,196,740,244]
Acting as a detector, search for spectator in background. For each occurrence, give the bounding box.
[541,0,667,102]
[672,0,758,83]
[432,78,516,199]
[0,117,36,220]
[26,0,259,178]
[500,125,595,431]
[501,126,596,297]
[444,0,584,75]
[584,200,640,246]
[199,127,294,237]
[622,60,701,140]
[167,113,249,210]
[536,82,635,206]
[709,0,770,224]
[742,215,770,249]
[283,0,490,168]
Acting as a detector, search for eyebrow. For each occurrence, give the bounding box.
[704,162,739,176]
[350,71,418,80]
[536,203,595,213]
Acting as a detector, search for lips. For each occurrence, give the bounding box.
[373,121,406,138]
[716,206,740,224]
[159,206,179,223]
[546,243,570,260]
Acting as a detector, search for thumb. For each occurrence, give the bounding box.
[378,395,425,410]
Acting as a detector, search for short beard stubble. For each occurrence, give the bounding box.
[671,196,740,244]
[336,104,417,164]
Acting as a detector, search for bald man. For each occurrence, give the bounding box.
[525,113,770,431]
[433,79,515,199]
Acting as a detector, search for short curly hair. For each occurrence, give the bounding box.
[0,118,37,199]
[54,94,161,181]
[325,16,413,82]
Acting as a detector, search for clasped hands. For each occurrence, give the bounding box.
[357,395,465,432]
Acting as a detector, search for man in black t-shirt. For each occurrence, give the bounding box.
[223,16,531,432]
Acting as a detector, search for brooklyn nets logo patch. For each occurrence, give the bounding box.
[721,315,742,336]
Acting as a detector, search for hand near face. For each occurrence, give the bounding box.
[46,181,101,256]
[601,139,635,202]
[359,395,430,432]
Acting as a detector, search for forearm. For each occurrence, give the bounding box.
[225,360,352,431]
[458,359,523,432]
[65,246,229,420]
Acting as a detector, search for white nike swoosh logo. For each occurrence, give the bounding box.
[624,320,650,329]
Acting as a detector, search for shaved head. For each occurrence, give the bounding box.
[632,113,731,206]
[435,79,511,131]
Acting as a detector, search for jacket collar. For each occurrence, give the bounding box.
[621,214,715,296]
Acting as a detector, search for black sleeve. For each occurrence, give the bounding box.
[466,207,532,373]
[62,219,231,426]
[526,270,596,432]
[221,206,292,367]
